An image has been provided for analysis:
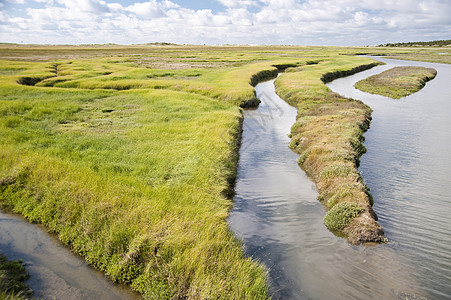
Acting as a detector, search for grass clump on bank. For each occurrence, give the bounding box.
[275,55,385,244]
[354,66,437,99]
[323,202,364,231]
[0,254,33,300]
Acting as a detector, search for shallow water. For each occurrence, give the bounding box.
[0,210,140,300]
[229,60,451,299]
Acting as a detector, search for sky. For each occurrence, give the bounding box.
[0,0,450,46]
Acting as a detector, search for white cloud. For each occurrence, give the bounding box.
[106,2,122,11]
[56,0,110,13]
[216,0,259,8]
[353,11,369,25]
[0,0,450,45]
[259,0,298,9]
[126,1,165,18]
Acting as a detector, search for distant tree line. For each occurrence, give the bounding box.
[378,40,451,47]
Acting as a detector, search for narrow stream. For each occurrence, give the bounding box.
[0,210,140,299]
[229,66,450,299]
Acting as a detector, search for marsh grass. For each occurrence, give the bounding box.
[0,45,407,296]
[0,254,32,299]
[0,46,321,298]
[0,54,275,298]
[354,66,437,99]
[323,202,364,231]
[0,87,267,298]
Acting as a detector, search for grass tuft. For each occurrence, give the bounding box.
[324,202,364,231]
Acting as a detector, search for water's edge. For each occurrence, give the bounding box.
[0,209,140,300]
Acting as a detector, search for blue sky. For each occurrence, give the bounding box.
[0,0,450,45]
[169,1,225,12]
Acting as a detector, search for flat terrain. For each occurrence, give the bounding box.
[354,66,437,98]
[0,44,443,298]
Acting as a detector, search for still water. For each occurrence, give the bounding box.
[0,210,140,300]
[230,57,451,300]
[327,56,451,299]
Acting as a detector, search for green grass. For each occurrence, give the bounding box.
[0,54,273,298]
[0,254,33,300]
[0,45,331,299]
[354,66,437,98]
[323,202,364,231]
[1,44,440,296]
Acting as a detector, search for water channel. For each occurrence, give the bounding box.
[0,210,139,299]
[229,57,451,300]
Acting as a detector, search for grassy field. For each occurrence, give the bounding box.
[354,66,437,98]
[0,46,286,299]
[1,44,438,297]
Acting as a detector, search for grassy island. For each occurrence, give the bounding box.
[355,66,437,98]
[0,44,391,298]
[274,56,385,244]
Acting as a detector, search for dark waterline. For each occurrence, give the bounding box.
[0,210,140,300]
[229,64,450,299]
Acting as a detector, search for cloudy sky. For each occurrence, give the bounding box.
[0,0,450,46]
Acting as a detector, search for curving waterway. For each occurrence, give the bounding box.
[229,57,451,300]
[0,210,140,299]
[327,56,451,300]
